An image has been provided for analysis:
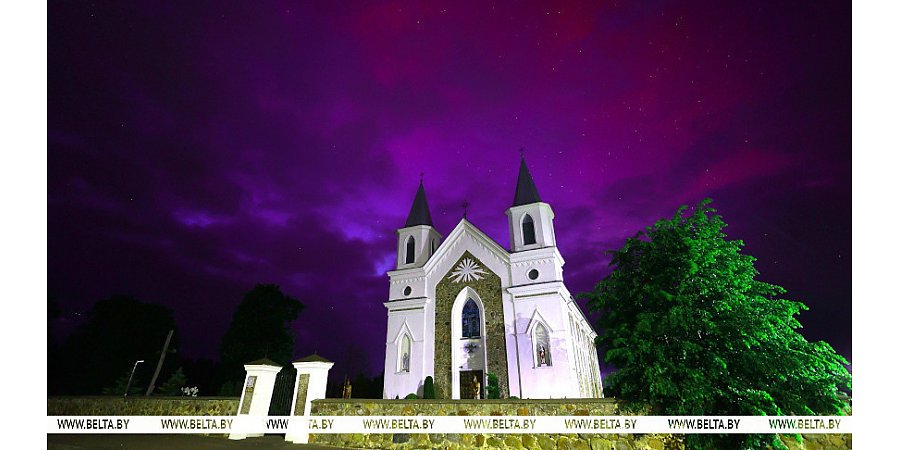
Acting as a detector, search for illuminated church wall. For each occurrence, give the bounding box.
[382,158,603,400]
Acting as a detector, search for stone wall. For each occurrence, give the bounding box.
[47,396,239,416]
[308,399,851,450]
[434,252,509,399]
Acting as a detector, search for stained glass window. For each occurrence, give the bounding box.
[462,299,481,338]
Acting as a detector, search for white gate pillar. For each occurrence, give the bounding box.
[285,354,333,444]
[229,358,282,440]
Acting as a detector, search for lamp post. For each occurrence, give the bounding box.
[124,360,145,399]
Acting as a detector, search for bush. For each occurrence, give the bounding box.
[404,393,419,399]
[486,373,500,399]
[423,376,435,399]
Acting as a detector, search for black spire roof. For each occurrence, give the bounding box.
[403,179,434,227]
[512,155,542,206]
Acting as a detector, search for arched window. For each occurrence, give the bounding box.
[534,323,552,366]
[399,334,411,373]
[522,214,536,245]
[461,299,481,338]
[405,236,416,264]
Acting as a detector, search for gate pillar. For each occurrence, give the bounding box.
[285,354,334,444]
[229,358,282,440]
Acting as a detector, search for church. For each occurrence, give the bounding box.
[382,156,604,400]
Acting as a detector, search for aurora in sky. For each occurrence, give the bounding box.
[49,1,850,376]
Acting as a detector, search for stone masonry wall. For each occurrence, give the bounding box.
[434,251,509,399]
[47,396,239,416]
[309,399,851,450]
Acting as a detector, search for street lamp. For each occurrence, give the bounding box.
[124,360,145,399]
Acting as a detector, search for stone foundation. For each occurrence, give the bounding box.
[308,399,851,450]
[47,396,239,416]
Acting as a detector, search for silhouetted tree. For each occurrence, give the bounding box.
[584,200,851,450]
[181,358,218,396]
[58,295,180,394]
[159,367,188,396]
[217,284,303,394]
[102,372,144,396]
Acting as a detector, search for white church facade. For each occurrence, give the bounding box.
[382,157,604,399]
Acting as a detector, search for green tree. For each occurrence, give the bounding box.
[583,200,851,450]
[217,284,304,393]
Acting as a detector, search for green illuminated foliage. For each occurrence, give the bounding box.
[486,372,501,399]
[584,200,851,450]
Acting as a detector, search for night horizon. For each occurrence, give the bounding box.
[48,0,851,382]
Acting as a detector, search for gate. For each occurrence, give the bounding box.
[267,365,297,416]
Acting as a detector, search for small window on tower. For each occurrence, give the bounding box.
[522,214,536,245]
[405,236,416,264]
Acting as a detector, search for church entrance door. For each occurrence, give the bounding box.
[459,370,484,399]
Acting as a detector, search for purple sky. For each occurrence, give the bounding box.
[49,1,850,376]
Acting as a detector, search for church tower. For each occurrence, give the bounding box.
[396,179,442,269]
[506,155,557,252]
[505,154,564,287]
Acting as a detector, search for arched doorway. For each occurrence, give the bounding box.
[450,287,487,399]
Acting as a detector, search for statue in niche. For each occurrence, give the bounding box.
[472,375,481,399]
[342,377,352,399]
[538,344,547,366]
[401,352,410,372]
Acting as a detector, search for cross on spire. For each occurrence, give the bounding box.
[462,200,470,219]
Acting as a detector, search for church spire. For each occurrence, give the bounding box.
[512,151,542,206]
[404,177,434,227]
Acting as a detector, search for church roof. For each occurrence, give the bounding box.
[404,180,434,227]
[512,155,542,206]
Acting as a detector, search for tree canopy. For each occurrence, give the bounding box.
[584,200,851,450]
[217,284,304,392]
